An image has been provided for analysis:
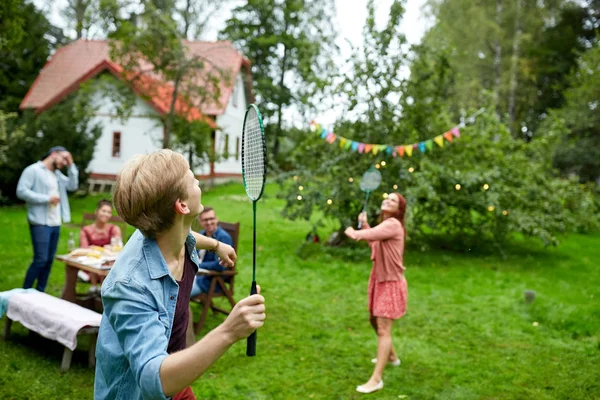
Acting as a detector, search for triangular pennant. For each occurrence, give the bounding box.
[372,145,380,155]
[404,145,413,157]
[419,142,426,153]
[358,143,365,153]
[398,146,405,157]
[339,138,347,148]
[443,131,454,142]
[351,141,359,152]
[327,133,337,144]
[386,146,393,155]
[320,128,328,139]
[426,140,433,151]
[434,135,444,147]
[451,127,460,138]
[392,149,397,157]
[365,144,373,154]
[344,140,353,149]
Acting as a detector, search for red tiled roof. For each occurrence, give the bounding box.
[20,39,253,126]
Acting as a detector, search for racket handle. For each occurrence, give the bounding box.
[246,280,257,357]
[358,221,363,229]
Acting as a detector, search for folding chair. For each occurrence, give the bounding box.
[191,221,240,334]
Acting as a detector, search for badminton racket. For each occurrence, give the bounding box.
[358,167,382,229]
[241,104,267,357]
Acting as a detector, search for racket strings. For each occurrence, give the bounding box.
[243,109,266,200]
[360,169,382,192]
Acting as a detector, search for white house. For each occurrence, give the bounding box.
[20,39,253,191]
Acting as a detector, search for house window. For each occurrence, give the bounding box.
[223,134,230,159]
[235,136,240,160]
[112,132,121,158]
[232,80,238,108]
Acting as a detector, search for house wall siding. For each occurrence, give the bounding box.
[86,74,245,179]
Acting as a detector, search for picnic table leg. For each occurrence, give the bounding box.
[61,348,73,372]
[3,318,12,340]
[62,263,78,303]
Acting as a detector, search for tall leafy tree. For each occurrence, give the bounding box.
[220,0,337,160]
[546,42,600,183]
[0,0,52,113]
[277,0,598,249]
[99,0,227,166]
[417,0,600,136]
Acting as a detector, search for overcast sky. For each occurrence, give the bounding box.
[35,0,431,125]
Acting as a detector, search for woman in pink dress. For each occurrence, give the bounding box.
[345,192,408,394]
[79,199,122,289]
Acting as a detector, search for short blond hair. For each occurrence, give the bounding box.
[113,149,189,238]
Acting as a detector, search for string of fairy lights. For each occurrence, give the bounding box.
[292,161,509,216]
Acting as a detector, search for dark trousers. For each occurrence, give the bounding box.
[23,224,61,292]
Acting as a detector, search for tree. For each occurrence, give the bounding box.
[99,0,227,167]
[0,0,52,113]
[276,0,598,250]
[0,0,25,51]
[418,0,596,136]
[0,90,102,202]
[546,42,600,183]
[61,0,100,39]
[220,0,337,160]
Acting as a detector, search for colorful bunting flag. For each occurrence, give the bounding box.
[312,119,469,157]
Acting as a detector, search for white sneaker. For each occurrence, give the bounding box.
[371,358,401,366]
[77,270,90,282]
[356,380,383,393]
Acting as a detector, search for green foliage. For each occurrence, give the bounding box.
[545,42,600,182]
[220,0,338,160]
[279,109,599,250]
[420,0,599,136]
[99,0,221,160]
[275,1,598,250]
[0,92,102,202]
[0,0,52,112]
[0,0,25,51]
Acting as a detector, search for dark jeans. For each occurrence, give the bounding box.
[23,224,61,292]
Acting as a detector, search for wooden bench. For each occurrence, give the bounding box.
[2,291,101,372]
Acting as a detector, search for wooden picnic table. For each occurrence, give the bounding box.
[56,254,113,311]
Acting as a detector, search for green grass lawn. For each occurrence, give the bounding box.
[1,183,599,399]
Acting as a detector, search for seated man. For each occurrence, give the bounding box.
[190,207,233,297]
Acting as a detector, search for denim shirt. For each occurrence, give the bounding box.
[94,230,200,400]
[16,161,79,225]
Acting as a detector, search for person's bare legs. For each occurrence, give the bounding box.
[360,317,394,390]
[370,314,398,363]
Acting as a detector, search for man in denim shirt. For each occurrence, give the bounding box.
[95,150,266,400]
[190,207,233,297]
[16,146,78,292]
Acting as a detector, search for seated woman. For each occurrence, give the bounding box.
[78,199,122,290]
